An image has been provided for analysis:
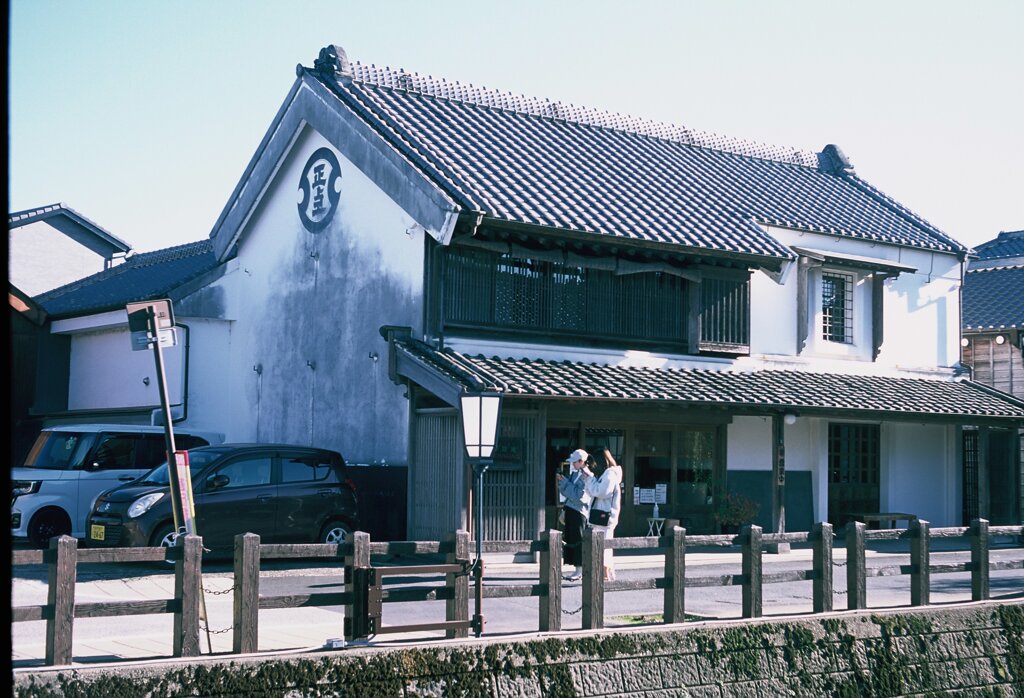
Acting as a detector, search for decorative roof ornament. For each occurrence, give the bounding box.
[818,144,856,176]
[313,44,352,82]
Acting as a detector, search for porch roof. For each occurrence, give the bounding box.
[392,337,1024,423]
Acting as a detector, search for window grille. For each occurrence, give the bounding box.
[822,271,854,343]
[700,276,750,349]
[442,247,692,347]
[961,430,979,525]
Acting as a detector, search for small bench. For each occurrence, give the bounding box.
[849,512,917,529]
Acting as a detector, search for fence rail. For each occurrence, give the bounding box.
[11,519,1024,666]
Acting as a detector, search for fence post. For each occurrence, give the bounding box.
[344,531,371,642]
[846,521,866,610]
[45,535,77,665]
[581,526,605,630]
[173,534,202,657]
[741,525,763,618]
[446,530,470,638]
[971,518,990,601]
[910,519,930,606]
[812,522,833,613]
[664,526,686,623]
[539,529,563,632]
[233,533,260,653]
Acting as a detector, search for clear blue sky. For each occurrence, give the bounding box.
[9,1,1023,252]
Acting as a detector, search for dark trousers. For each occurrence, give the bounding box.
[563,507,586,567]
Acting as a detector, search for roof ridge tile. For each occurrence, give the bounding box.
[349,61,821,169]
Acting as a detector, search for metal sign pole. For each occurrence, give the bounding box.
[148,306,184,531]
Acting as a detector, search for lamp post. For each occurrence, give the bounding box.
[459,391,502,638]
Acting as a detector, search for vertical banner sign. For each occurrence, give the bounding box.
[175,451,197,536]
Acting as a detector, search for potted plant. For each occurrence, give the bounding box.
[713,494,759,534]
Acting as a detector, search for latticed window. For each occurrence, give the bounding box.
[442,247,690,347]
[822,271,854,343]
[700,277,750,349]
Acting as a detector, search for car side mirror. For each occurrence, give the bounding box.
[207,474,230,490]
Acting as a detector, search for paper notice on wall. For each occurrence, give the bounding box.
[655,483,668,505]
[633,486,641,505]
[639,488,655,504]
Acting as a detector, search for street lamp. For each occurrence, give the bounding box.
[459,391,502,637]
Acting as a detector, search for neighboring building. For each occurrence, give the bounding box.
[28,240,223,428]
[29,45,1024,541]
[961,229,1024,524]
[9,203,130,297]
[9,204,132,462]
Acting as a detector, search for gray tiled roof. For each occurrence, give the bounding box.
[972,230,1024,261]
[36,240,219,318]
[962,265,1024,331]
[396,339,1024,420]
[305,51,964,260]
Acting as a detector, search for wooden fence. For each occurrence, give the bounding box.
[11,519,1024,666]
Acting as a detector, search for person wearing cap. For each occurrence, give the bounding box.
[556,448,592,582]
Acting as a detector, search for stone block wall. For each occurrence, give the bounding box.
[14,602,1024,697]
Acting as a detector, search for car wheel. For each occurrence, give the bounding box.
[320,520,353,545]
[150,523,180,566]
[28,510,71,548]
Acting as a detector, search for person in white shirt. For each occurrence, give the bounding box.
[556,448,592,582]
[583,447,622,581]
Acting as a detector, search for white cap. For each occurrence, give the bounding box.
[568,449,589,464]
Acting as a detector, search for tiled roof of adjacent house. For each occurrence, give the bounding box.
[395,339,1024,420]
[9,202,131,251]
[36,240,219,318]
[304,46,964,260]
[962,264,1024,331]
[972,230,1024,261]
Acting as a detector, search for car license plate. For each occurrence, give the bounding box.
[90,524,105,541]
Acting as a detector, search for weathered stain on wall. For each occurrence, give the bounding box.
[218,126,425,463]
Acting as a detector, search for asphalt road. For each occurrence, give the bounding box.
[11,542,1024,666]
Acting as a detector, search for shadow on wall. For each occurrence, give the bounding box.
[345,464,408,541]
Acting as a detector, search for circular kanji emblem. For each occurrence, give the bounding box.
[297,147,343,233]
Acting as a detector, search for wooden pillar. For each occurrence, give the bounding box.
[445,530,470,638]
[741,525,762,618]
[846,521,867,610]
[539,529,562,632]
[910,519,930,606]
[971,518,990,601]
[173,534,202,657]
[344,531,370,641]
[812,522,833,613]
[979,426,990,520]
[232,532,260,654]
[581,527,605,630]
[769,414,789,553]
[664,526,686,624]
[45,535,77,665]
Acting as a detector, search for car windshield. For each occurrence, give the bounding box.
[139,449,229,485]
[23,432,97,470]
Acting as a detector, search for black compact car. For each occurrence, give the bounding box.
[86,444,358,551]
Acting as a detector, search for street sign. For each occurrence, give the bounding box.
[127,299,176,351]
[175,450,197,536]
[130,327,177,350]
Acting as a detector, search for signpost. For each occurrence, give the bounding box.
[127,299,185,532]
[127,299,210,651]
